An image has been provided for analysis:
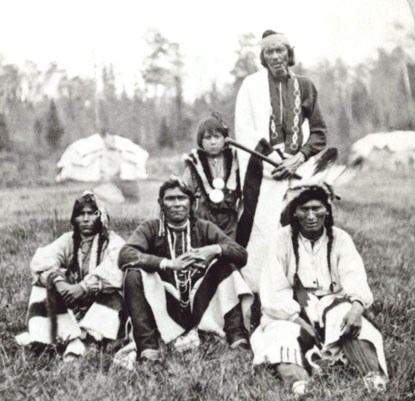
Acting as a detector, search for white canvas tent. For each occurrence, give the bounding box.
[349,131,415,171]
[56,133,149,182]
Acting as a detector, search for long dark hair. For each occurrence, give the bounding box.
[289,188,336,292]
[69,194,109,280]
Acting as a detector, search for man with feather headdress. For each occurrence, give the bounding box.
[250,184,388,397]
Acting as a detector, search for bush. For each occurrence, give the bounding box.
[45,100,64,149]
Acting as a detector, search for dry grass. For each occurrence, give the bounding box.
[1,170,414,401]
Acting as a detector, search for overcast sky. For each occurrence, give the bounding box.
[0,0,413,98]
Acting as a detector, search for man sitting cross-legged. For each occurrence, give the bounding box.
[115,178,252,367]
[16,191,125,361]
[250,184,388,397]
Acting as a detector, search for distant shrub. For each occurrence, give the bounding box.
[45,100,64,149]
[0,113,9,151]
[158,116,174,148]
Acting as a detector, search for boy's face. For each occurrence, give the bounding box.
[202,130,225,156]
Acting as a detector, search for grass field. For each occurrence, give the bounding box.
[0,170,414,401]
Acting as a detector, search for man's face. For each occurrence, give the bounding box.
[294,199,327,237]
[263,43,289,77]
[74,204,100,237]
[161,187,191,225]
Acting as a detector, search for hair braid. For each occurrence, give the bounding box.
[69,230,82,282]
[291,223,300,274]
[324,207,335,292]
[96,229,109,266]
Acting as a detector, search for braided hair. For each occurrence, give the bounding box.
[288,186,336,292]
[69,194,109,281]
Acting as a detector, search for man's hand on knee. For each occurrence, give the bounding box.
[341,302,363,338]
[162,254,199,271]
[188,245,222,267]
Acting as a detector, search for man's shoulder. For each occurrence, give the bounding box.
[59,231,73,240]
[294,74,312,82]
[193,218,215,229]
[242,68,268,86]
[273,225,293,242]
[294,74,318,95]
[276,225,292,236]
[108,230,125,245]
[52,231,73,246]
[332,226,354,242]
[193,218,227,236]
[265,226,292,255]
[132,219,160,234]
[140,218,160,228]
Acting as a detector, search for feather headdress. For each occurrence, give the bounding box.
[280,182,340,226]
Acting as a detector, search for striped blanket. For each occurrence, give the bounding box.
[16,285,122,347]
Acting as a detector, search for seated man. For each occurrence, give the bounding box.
[116,178,252,365]
[250,184,388,396]
[16,191,125,361]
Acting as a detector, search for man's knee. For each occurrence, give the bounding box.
[124,269,144,293]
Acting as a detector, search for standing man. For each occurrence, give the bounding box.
[116,178,252,366]
[235,30,327,292]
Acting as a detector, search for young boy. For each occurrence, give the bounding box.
[182,113,241,239]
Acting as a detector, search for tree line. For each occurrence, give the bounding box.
[0,28,414,162]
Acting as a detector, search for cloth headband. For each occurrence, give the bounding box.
[260,33,291,50]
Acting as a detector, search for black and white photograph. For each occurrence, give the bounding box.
[1,0,414,400]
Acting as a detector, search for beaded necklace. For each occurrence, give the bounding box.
[166,220,193,309]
